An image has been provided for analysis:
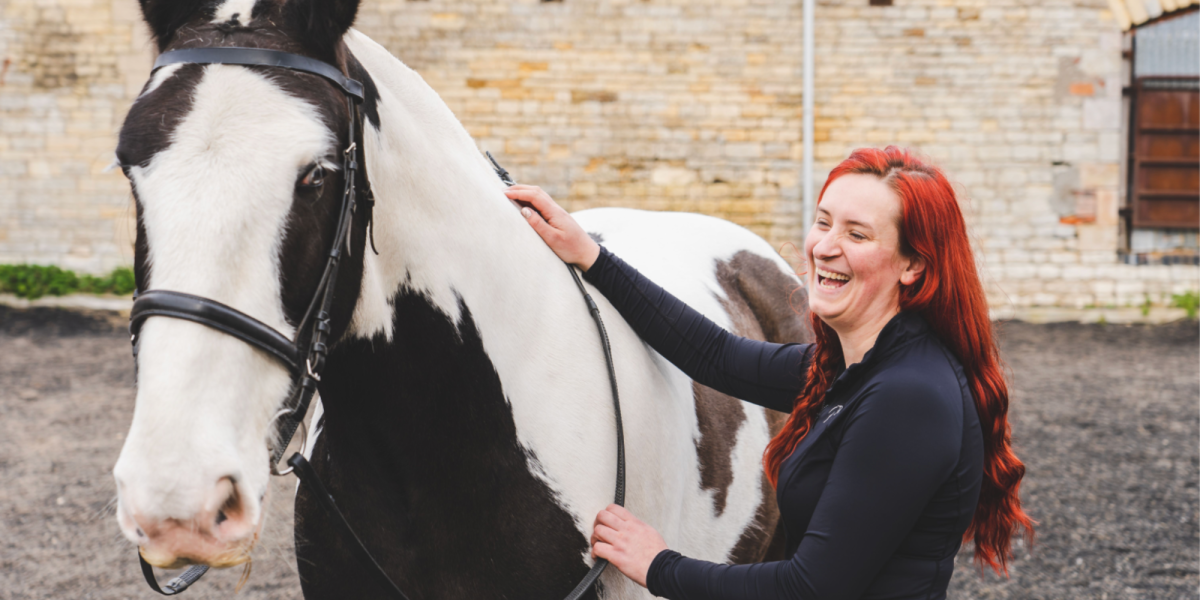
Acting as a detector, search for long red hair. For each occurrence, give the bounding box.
[763,146,1034,572]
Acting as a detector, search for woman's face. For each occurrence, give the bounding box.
[803,174,924,332]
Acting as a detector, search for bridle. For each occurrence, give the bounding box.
[127,47,624,600]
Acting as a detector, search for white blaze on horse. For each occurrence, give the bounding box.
[112,0,810,597]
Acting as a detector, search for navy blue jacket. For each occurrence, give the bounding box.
[582,247,984,600]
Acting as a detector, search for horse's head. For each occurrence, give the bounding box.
[112,0,370,569]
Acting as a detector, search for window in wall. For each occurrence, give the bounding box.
[1125,9,1200,264]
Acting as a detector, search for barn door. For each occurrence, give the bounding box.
[1131,78,1200,229]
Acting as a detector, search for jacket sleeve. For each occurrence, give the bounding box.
[582,246,809,413]
[645,375,963,600]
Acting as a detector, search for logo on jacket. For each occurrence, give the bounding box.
[823,404,844,423]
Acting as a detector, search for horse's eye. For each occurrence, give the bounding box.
[300,164,325,188]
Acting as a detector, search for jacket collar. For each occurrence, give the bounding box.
[780,311,932,481]
[827,310,929,394]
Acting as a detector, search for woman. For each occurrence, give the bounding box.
[505,146,1034,599]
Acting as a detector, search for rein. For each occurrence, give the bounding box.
[128,47,624,600]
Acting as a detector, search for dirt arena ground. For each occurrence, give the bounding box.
[1,306,1196,599]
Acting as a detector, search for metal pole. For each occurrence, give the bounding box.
[801,0,815,235]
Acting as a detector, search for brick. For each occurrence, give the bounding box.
[1069,82,1095,96]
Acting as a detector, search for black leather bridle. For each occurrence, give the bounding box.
[128,47,624,600]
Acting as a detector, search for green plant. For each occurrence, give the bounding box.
[1171,290,1199,320]
[78,267,136,296]
[0,264,136,300]
[1140,294,1153,317]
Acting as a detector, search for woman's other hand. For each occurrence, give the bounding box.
[590,504,668,588]
[505,185,601,271]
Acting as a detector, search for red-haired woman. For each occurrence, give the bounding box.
[506,146,1034,599]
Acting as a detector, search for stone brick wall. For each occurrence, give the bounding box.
[355,0,1196,308]
[1,0,1196,308]
[0,0,151,274]
[792,0,1198,307]
[359,0,807,246]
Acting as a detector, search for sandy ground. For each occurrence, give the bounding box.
[0,306,1196,599]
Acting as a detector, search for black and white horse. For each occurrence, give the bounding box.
[112,1,810,597]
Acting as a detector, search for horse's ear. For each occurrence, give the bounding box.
[139,0,210,50]
[285,0,361,53]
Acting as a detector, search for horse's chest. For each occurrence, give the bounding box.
[294,290,602,599]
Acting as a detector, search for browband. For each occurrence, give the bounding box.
[153,48,365,100]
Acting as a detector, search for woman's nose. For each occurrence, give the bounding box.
[811,231,841,261]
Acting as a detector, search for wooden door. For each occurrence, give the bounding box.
[1131,78,1200,229]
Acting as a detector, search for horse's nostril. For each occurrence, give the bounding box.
[214,476,244,530]
[136,527,146,538]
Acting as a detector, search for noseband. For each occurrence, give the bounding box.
[128,47,624,600]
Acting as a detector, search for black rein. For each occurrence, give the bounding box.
[130,47,625,600]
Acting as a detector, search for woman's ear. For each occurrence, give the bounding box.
[899,254,926,287]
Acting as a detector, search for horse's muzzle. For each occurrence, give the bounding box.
[119,476,262,569]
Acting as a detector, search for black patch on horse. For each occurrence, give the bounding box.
[139,0,218,50]
[284,0,360,60]
[250,0,271,20]
[295,291,598,599]
[116,64,204,169]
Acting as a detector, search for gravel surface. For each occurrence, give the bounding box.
[0,307,301,600]
[949,320,1199,600]
[1,306,1196,599]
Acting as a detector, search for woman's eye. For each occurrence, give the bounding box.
[850,232,867,241]
[300,165,325,188]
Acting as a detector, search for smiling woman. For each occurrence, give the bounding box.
[765,147,1035,574]
[804,173,926,366]
[514,146,1035,600]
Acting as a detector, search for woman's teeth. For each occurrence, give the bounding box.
[817,268,850,289]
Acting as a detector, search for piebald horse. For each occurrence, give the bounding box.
[112,0,811,597]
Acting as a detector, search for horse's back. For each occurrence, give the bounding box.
[574,207,808,343]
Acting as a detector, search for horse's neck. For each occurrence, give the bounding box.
[344,30,588,373]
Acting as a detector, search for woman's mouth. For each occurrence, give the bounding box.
[816,268,851,290]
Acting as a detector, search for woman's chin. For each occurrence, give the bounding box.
[807,299,844,325]
[809,280,849,311]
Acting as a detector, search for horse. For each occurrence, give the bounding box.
[111,0,811,597]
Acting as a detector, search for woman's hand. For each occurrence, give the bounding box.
[590,504,668,588]
[504,185,601,271]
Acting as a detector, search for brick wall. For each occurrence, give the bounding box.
[356,0,1197,308]
[795,0,1199,307]
[0,0,151,273]
[1,0,1196,307]
[359,0,807,246]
